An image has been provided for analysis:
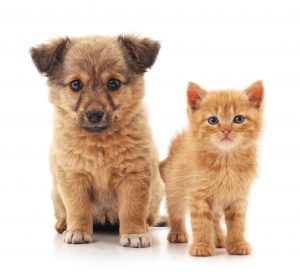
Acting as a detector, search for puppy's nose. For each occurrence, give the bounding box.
[86,110,104,124]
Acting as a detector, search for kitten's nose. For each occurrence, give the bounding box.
[222,128,232,135]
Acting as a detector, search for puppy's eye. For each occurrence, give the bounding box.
[233,115,245,124]
[70,80,83,92]
[208,116,219,125]
[107,78,121,91]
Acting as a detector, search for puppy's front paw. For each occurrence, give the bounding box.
[63,231,93,244]
[120,233,152,248]
[189,243,215,257]
[168,231,189,243]
[227,241,251,255]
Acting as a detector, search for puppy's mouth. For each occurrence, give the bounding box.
[82,125,110,133]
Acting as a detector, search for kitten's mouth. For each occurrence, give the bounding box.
[221,136,232,141]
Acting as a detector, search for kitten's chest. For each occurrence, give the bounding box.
[204,157,255,204]
[209,169,246,203]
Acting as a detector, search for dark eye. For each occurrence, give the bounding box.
[107,78,121,91]
[70,80,82,92]
[208,116,219,125]
[233,115,245,124]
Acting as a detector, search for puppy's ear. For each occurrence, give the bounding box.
[30,37,69,77]
[245,80,264,108]
[187,82,207,111]
[118,35,160,73]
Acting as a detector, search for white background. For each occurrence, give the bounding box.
[0,0,300,274]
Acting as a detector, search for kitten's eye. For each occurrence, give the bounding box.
[107,78,121,91]
[70,80,82,92]
[233,115,245,124]
[208,116,219,125]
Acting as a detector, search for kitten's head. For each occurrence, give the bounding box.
[187,81,264,152]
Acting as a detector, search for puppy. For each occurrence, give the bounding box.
[30,35,163,247]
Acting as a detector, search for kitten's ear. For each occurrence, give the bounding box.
[245,80,264,108]
[187,82,207,111]
[118,35,160,73]
[30,37,70,77]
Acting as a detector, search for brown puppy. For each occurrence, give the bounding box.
[30,35,163,247]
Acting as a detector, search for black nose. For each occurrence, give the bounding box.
[86,110,104,124]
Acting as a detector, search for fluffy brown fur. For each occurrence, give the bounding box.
[30,35,164,247]
[160,81,264,256]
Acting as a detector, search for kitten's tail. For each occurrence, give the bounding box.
[159,158,169,183]
[159,132,185,183]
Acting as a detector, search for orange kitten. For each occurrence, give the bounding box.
[160,81,264,256]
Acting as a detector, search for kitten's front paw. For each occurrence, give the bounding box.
[227,241,251,255]
[189,243,215,256]
[63,231,93,244]
[168,231,189,243]
[189,243,215,257]
[120,233,152,248]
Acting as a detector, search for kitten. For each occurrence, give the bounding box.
[160,81,264,256]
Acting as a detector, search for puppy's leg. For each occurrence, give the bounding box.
[58,172,94,244]
[51,185,66,233]
[147,170,164,227]
[224,200,251,255]
[116,173,151,248]
[146,148,164,227]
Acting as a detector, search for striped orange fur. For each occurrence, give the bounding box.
[160,81,264,256]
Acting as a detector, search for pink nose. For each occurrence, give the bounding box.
[222,129,232,135]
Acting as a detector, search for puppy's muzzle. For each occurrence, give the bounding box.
[82,109,111,133]
[86,110,104,124]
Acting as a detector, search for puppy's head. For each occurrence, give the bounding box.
[30,35,160,133]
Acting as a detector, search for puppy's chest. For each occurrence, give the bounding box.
[62,142,113,188]
[82,145,114,188]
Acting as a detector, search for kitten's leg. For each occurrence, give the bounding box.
[58,172,94,244]
[213,212,225,248]
[189,196,215,256]
[167,192,188,243]
[224,200,251,255]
